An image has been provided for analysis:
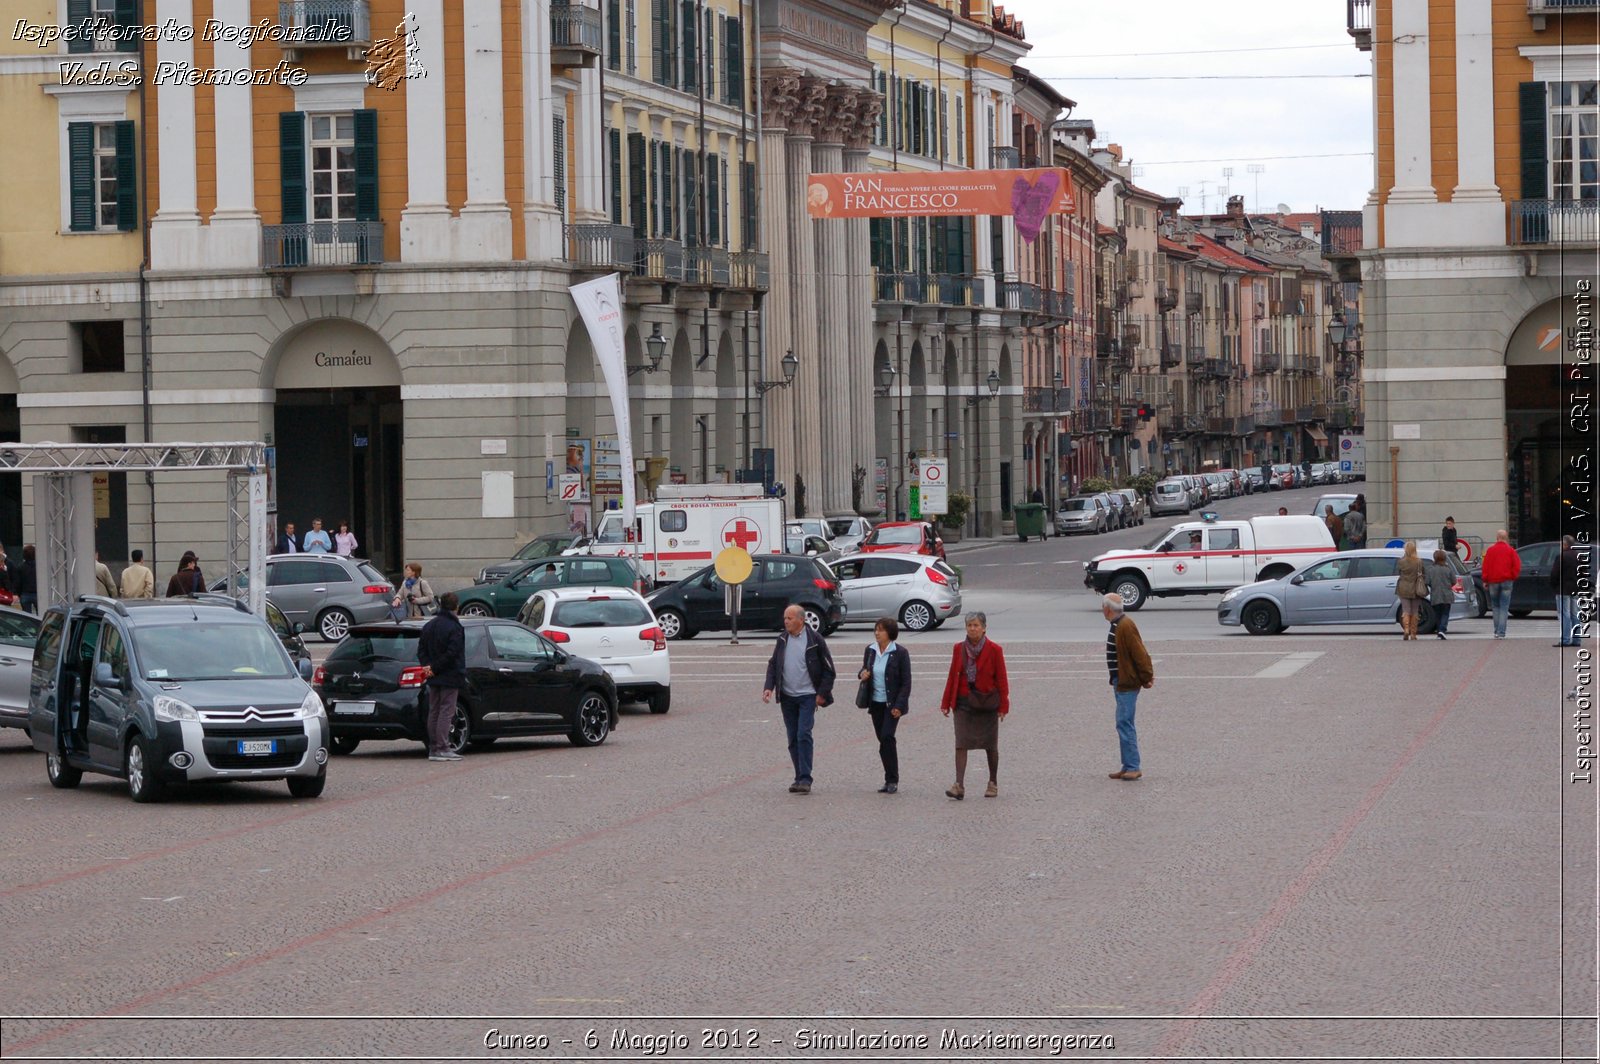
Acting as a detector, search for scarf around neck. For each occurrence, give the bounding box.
[963,636,986,684]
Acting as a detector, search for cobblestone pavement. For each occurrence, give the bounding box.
[0,633,1592,1061]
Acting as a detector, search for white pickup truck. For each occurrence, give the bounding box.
[1083,513,1336,610]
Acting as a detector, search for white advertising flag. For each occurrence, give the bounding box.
[569,274,636,534]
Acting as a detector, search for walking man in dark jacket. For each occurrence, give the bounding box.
[417,591,467,761]
[762,605,836,794]
[1552,536,1586,648]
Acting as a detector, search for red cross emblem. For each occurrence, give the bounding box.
[723,518,761,551]
[1173,561,1187,574]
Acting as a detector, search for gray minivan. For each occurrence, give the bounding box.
[30,595,329,802]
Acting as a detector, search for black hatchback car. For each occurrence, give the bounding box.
[645,555,847,640]
[313,618,618,755]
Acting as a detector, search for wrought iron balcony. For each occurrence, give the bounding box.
[1204,417,1236,437]
[277,0,370,47]
[1529,1,1600,30]
[682,246,731,287]
[730,251,770,291]
[1186,343,1207,365]
[551,1,604,67]
[1023,386,1069,414]
[874,271,925,304]
[999,279,1044,314]
[1198,358,1230,380]
[1254,353,1281,375]
[1347,0,1372,50]
[1326,403,1362,430]
[1184,287,1204,312]
[1254,407,1287,428]
[1121,323,1142,349]
[991,146,1022,169]
[935,273,976,307]
[1096,335,1120,359]
[634,238,684,283]
[1321,209,1363,256]
[1511,199,1600,245]
[1335,356,1357,380]
[262,221,384,268]
[1041,288,1074,321]
[1294,405,1320,424]
[1160,343,1182,370]
[565,223,635,272]
[1156,281,1178,311]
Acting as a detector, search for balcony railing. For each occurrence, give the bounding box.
[565,223,635,272]
[1160,343,1182,369]
[1198,358,1229,379]
[1321,209,1363,256]
[1529,1,1600,30]
[730,251,770,291]
[1121,323,1142,348]
[683,246,731,287]
[1022,386,1069,414]
[277,0,370,45]
[999,279,1043,314]
[1041,289,1074,321]
[935,273,976,307]
[1186,343,1207,364]
[1185,288,1204,312]
[1347,0,1372,49]
[1096,335,1121,358]
[262,221,384,268]
[551,2,604,65]
[1156,281,1178,311]
[1511,199,1600,245]
[1335,356,1357,380]
[634,238,684,282]
[1254,407,1287,428]
[1326,403,1362,431]
[1294,405,1320,424]
[874,271,924,304]
[991,146,1021,169]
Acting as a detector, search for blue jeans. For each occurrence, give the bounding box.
[1488,582,1514,637]
[780,694,817,784]
[1114,688,1140,773]
[1557,594,1579,646]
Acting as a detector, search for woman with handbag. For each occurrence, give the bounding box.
[393,562,436,620]
[938,611,1010,800]
[1396,539,1428,641]
[856,617,911,794]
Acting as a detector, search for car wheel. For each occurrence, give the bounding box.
[802,607,824,632]
[446,702,472,754]
[900,600,935,632]
[317,607,353,642]
[1416,602,1439,634]
[569,691,612,747]
[287,770,326,799]
[1112,575,1148,612]
[330,736,361,756]
[656,608,691,641]
[459,602,492,618]
[126,734,167,803]
[1474,588,1489,618]
[1510,608,1532,618]
[46,752,82,789]
[648,689,671,714]
[1242,601,1281,635]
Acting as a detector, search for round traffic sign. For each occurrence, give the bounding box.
[924,464,943,482]
[714,547,754,585]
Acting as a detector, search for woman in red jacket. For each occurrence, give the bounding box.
[939,611,1010,800]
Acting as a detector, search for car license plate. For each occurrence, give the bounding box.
[334,701,376,715]
[237,740,277,755]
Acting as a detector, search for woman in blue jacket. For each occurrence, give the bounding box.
[858,617,911,793]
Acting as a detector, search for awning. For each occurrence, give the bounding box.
[1307,427,1329,445]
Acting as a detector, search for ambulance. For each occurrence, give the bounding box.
[575,484,787,589]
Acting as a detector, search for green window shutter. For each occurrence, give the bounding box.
[553,115,568,218]
[740,160,755,250]
[278,111,307,225]
[704,10,715,99]
[114,119,137,231]
[930,218,946,275]
[1519,81,1548,201]
[664,0,678,89]
[609,127,623,226]
[707,156,720,244]
[649,139,659,236]
[628,132,647,236]
[720,157,729,247]
[113,0,139,53]
[68,122,96,232]
[682,149,698,245]
[724,17,742,107]
[680,0,697,93]
[939,90,948,162]
[651,0,666,85]
[67,0,93,53]
[353,108,379,221]
[607,0,621,70]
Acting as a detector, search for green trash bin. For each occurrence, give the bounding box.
[1013,502,1047,542]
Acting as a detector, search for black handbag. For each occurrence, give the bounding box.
[965,687,1001,713]
[856,648,875,708]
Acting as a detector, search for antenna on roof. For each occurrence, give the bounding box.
[1277,202,1291,215]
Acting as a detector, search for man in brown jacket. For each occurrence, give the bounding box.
[1102,592,1155,781]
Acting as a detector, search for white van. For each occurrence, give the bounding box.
[575,485,786,589]
[1083,513,1336,610]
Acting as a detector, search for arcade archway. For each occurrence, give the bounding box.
[1505,299,1578,543]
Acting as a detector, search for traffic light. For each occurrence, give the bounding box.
[1135,404,1153,420]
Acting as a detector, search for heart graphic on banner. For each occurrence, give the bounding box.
[1011,171,1061,244]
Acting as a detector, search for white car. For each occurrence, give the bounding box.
[517,587,671,713]
[823,514,874,553]
[831,552,962,632]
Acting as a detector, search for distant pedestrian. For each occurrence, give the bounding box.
[120,549,154,599]
[1425,549,1457,640]
[1440,516,1459,558]
[1101,593,1154,781]
[416,592,466,762]
[392,563,435,619]
[856,617,910,794]
[1481,530,1521,639]
[1029,487,1044,505]
[762,605,836,795]
[1277,506,1288,517]
[164,551,205,597]
[1396,540,1428,640]
[93,552,117,598]
[938,612,1010,800]
[0,544,14,604]
[1344,499,1367,550]
[1324,505,1344,549]
[302,518,333,554]
[1552,535,1584,648]
[276,522,300,554]
[334,520,359,557]
[17,544,37,612]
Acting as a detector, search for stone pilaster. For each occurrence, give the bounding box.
[758,71,800,492]
[810,84,857,515]
[843,90,882,514]
[784,75,828,517]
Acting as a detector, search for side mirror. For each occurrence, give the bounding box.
[1290,575,1305,586]
[1157,542,1173,553]
[92,661,122,690]
[298,657,315,680]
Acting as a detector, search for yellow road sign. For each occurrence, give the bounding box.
[714,546,754,585]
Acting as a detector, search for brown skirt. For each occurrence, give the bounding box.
[953,696,999,751]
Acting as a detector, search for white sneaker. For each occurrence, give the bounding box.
[427,753,449,762]
[443,751,464,761]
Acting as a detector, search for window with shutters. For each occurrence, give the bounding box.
[682,149,698,245]
[704,9,716,98]
[91,123,121,228]
[67,119,136,233]
[629,132,647,236]
[1549,81,1599,202]
[651,0,676,88]
[68,0,139,54]
[625,0,637,74]
[955,98,964,165]
[680,0,697,93]
[608,128,622,225]
[707,154,720,244]
[606,0,621,70]
[722,16,743,107]
[553,115,568,219]
[938,90,948,162]
[874,70,888,146]
[309,114,357,223]
[740,160,756,249]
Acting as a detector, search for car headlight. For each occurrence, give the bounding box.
[1084,561,1097,572]
[478,568,489,582]
[152,695,199,722]
[1220,586,1245,604]
[297,691,326,719]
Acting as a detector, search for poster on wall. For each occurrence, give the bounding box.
[593,437,624,497]
[563,438,592,503]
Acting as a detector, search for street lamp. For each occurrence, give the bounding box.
[756,349,798,394]
[1327,312,1346,347]
[629,323,668,376]
[966,368,1001,406]
[875,358,897,396]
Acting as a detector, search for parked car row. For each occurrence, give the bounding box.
[1055,489,1145,535]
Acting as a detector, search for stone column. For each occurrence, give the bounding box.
[758,71,800,491]
[810,84,855,515]
[843,91,882,515]
[401,0,452,260]
[208,0,259,268]
[149,0,200,269]
[460,0,513,258]
[784,76,828,517]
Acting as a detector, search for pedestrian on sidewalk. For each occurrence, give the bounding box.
[1440,516,1459,558]
[120,549,154,598]
[1552,535,1584,647]
[93,552,117,598]
[856,617,910,794]
[1481,530,1521,639]
[1102,594,1154,781]
[393,563,435,619]
[164,551,205,597]
[1324,505,1345,550]
[762,605,836,795]
[302,518,333,554]
[276,522,300,554]
[1426,549,1456,640]
[334,520,359,557]
[1344,498,1368,550]
[938,612,1009,800]
[1396,540,1428,641]
[417,592,466,762]
[16,545,36,612]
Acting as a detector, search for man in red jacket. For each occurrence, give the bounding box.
[1481,529,1522,639]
